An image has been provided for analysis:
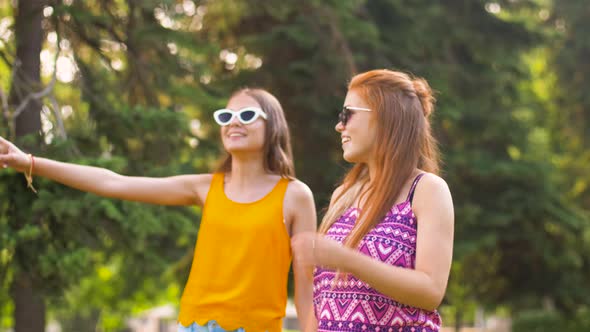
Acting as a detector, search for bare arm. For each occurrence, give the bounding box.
[293,176,454,312]
[285,180,317,332]
[291,185,345,331]
[0,136,209,206]
[317,174,454,311]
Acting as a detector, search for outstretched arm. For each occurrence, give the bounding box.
[0,136,209,206]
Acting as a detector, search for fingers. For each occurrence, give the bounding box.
[0,138,24,170]
[306,265,314,281]
[292,233,319,269]
[0,137,10,155]
[0,154,12,168]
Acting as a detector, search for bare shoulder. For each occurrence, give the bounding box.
[191,173,215,206]
[329,185,345,207]
[413,173,454,216]
[191,173,214,186]
[284,178,317,233]
[417,173,450,193]
[285,179,314,203]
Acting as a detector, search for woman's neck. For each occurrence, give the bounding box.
[227,152,267,186]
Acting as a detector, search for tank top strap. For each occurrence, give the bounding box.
[210,172,225,194]
[405,173,426,204]
[268,177,290,202]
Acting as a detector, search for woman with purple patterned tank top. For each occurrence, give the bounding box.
[292,69,454,332]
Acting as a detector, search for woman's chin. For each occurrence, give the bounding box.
[342,149,368,164]
[224,145,262,155]
[342,151,357,163]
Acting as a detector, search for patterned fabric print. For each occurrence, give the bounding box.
[313,202,442,332]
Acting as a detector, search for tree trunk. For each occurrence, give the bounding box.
[9,0,45,138]
[9,1,47,331]
[11,273,46,332]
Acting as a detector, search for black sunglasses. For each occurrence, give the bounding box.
[338,105,373,126]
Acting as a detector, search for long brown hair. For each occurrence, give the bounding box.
[319,69,440,250]
[217,88,295,179]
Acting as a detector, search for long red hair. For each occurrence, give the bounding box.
[319,69,440,250]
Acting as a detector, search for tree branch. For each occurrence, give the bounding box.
[322,7,357,76]
[66,17,116,71]
[0,87,8,121]
[12,76,56,120]
[47,94,67,139]
[12,35,60,122]
[0,48,13,68]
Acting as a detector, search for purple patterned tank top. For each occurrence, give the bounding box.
[313,174,441,332]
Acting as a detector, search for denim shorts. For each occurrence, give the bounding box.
[177,320,245,332]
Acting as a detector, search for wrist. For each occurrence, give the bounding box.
[26,154,33,174]
[322,242,349,271]
[335,245,354,273]
[16,152,31,173]
[23,154,37,193]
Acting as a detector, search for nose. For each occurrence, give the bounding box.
[228,114,242,127]
[335,121,344,132]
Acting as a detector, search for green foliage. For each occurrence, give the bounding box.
[1,0,220,329]
[1,0,589,330]
[512,310,563,332]
[548,0,590,208]
[201,0,590,319]
[512,308,590,332]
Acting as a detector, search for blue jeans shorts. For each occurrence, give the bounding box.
[177,320,245,332]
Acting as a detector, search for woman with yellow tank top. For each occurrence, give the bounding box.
[0,88,317,332]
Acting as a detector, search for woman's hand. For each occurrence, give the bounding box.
[0,136,30,173]
[291,232,345,270]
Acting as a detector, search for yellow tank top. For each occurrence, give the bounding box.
[178,173,292,331]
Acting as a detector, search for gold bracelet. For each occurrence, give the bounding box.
[24,154,37,194]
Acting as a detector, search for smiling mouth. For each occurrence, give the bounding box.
[341,137,351,144]
[228,133,246,137]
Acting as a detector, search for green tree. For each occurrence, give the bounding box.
[2,1,49,330]
[503,0,590,328]
[1,1,224,330]
[199,0,590,324]
[2,0,589,330]
[550,0,590,210]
